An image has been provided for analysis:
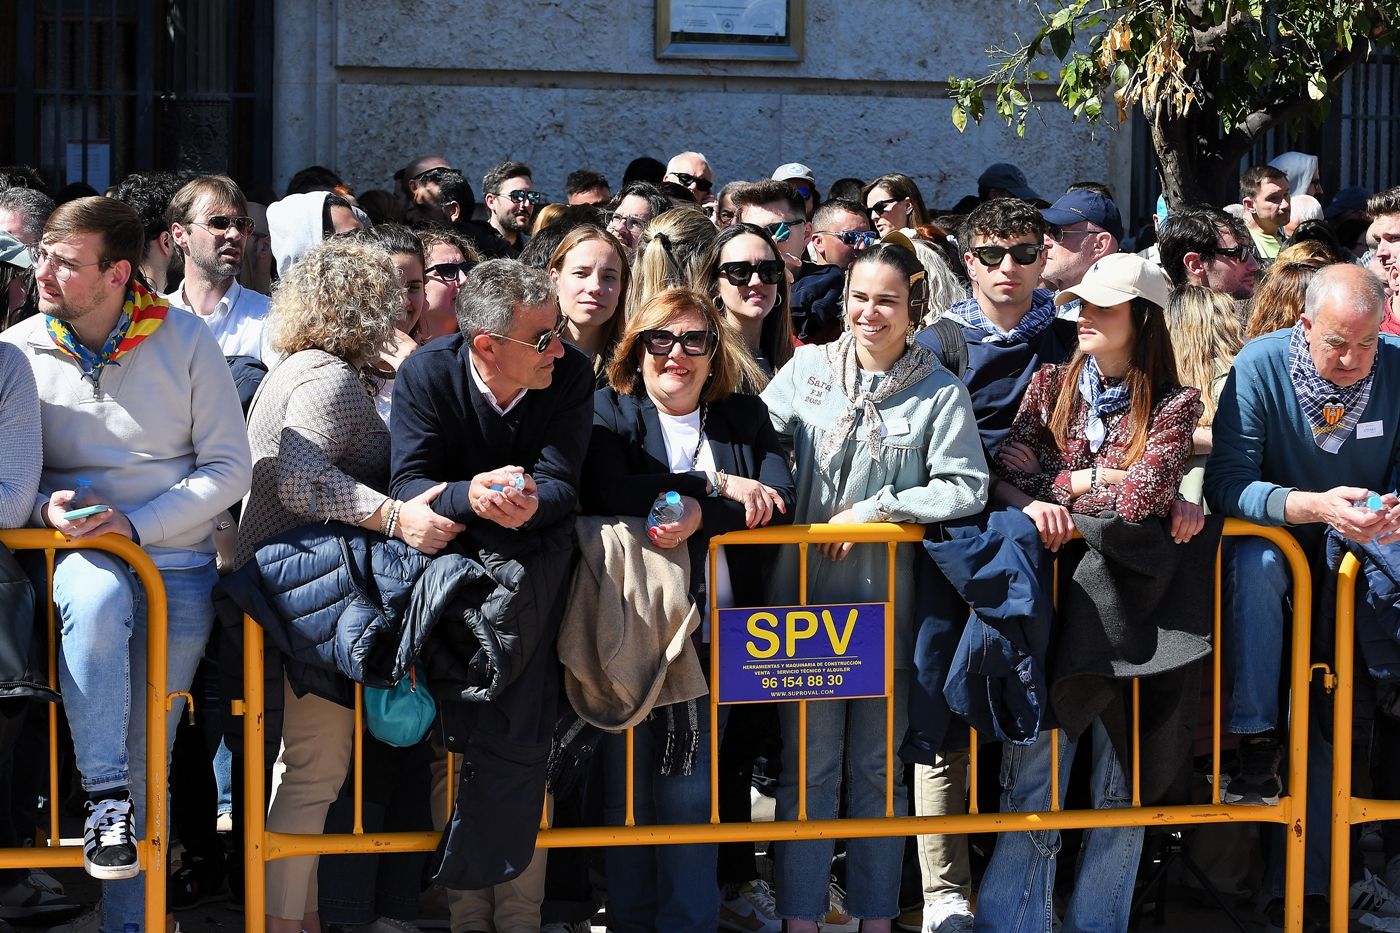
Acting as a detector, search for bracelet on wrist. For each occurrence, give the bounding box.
[386,500,403,539]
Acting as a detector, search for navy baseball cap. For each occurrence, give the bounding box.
[978,162,1041,202]
[1041,190,1124,243]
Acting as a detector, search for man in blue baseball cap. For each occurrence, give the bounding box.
[977,162,1042,203]
[1039,188,1124,294]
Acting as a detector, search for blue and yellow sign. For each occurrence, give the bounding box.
[716,603,886,703]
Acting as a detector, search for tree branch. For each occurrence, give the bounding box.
[1190,11,1254,53]
[1221,41,1368,159]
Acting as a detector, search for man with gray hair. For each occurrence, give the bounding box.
[1206,263,1400,923]
[0,185,55,247]
[388,257,592,929]
[663,150,715,201]
[0,187,54,326]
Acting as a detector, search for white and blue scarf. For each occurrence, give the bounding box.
[1287,320,1374,454]
[1077,356,1132,453]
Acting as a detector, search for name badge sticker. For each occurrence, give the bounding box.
[881,417,910,438]
[1357,420,1384,439]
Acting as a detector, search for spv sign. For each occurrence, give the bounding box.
[715,603,887,703]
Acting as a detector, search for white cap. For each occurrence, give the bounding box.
[1055,252,1170,310]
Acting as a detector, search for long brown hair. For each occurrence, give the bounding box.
[547,223,631,371]
[1047,297,1181,466]
[1246,259,1325,339]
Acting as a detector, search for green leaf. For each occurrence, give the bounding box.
[1032,70,1050,81]
[1050,27,1072,60]
[1308,72,1328,100]
[1084,95,1103,118]
[1112,62,1130,87]
[1009,88,1030,106]
[952,102,969,132]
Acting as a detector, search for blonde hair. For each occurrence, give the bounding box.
[1166,284,1243,426]
[626,208,719,312]
[606,287,765,401]
[531,203,566,236]
[1246,260,1324,339]
[270,239,400,368]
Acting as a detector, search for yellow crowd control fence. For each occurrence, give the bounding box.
[0,530,172,933]
[239,519,1317,932]
[1328,552,1400,933]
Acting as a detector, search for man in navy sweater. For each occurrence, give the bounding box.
[389,259,592,930]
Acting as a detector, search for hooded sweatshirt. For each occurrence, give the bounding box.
[266,192,371,277]
[1267,151,1319,201]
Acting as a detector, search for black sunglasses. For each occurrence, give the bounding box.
[1211,244,1254,261]
[640,329,716,356]
[412,166,459,183]
[719,259,786,286]
[425,261,472,281]
[489,317,567,353]
[193,215,255,235]
[867,197,902,216]
[495,189,544,205]
[672,172,713,193]
[970,243,1045,267]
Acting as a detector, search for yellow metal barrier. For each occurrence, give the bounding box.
[1327,551,1400,933]
[0,529,172,933]
[239,519,1315,932]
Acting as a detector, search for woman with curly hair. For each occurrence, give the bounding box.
[1245,259,1325,339]
[238,237,463,933]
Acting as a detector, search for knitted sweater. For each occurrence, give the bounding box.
[1,305,252,563]
[761,344,989,665]
[0,344,41,529]
[1205,330,1400,551]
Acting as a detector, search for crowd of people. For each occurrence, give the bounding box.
[0,146,1398,933]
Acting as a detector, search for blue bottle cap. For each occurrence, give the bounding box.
[664,491,681,505]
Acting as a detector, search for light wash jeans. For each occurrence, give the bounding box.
[601,702,718,933]
[975,721,1143,933]
[1222,537,1291,735]
[50,550,217,933]
[774,671,910,921]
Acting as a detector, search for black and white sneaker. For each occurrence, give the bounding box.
[1222,735,1283,806]
[82,798,138,880]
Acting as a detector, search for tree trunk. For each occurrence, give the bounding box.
[1149,103,1205,209]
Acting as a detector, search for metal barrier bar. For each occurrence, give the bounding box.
[0,530,172,933]
[238,519,1315,932]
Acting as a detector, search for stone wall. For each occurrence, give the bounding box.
[274,0,1136,217]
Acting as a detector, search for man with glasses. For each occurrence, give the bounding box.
[164,176,271,360]
[663,151,715,201]
[389,259,591,931]
[1,197,250,932]
[1158,205,1260,306]
[394,153,452,214]
[468,161,539,261]
[605,181,671,260]
[733,180,812,275]
[409,167,475,231]
[791,198,873,344]
[1039,188,1123,299]
[0,186,54,327]
[772,162,819,221]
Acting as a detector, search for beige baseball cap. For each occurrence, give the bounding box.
[1054,252,1170,310]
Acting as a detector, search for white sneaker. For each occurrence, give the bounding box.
[1386,853,1400,900]
[720,879,781,933]
[924,893,974,933]
[82,798,138,881]
[1361,913,1400,932]
[821,882,860,932]
[1353,869,1400,920]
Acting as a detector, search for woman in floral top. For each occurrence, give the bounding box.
[975,253,1202,933]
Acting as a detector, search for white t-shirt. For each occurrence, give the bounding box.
[656,407,735,618]
[165,279,270,360]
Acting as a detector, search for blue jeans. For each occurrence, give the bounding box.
[975,722,1143,933]
[1223,538,1291,734]
[601,703,717,933]
[774,672,910,921]
[50,550,217,933]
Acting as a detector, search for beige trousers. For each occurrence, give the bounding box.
[913,753,972,904]
[265,677,355,921]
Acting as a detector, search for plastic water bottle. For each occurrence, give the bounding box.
[646,491,684,541]
[72,477,99,508]
[1352,491,1386,511]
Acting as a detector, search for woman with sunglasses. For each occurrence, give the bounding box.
[984,254,1200,933]
[416,228,479,342]
[547,224,631,376]
[861,173,930,238]
[581,287,794,933]
[761,240,989,932]
[705,223,794,387]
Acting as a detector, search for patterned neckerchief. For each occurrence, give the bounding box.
[1287,320,1374,454]
[1077,355,1132,453]
[46,281,169,383]
[947,288,1057,345]
[816,333,935,471]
